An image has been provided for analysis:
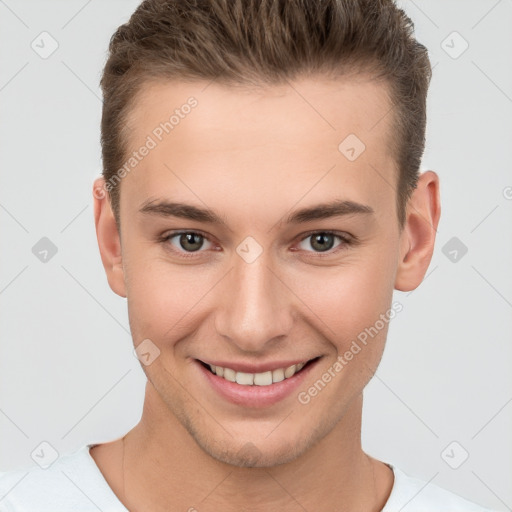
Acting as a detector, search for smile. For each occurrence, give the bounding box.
[199,358,319,386]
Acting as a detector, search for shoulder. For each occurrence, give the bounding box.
[0,444,127,511]
[382,464,497,512]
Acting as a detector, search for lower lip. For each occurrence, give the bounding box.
[195,358,320,408]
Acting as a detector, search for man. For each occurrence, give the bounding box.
[0,0,497,510]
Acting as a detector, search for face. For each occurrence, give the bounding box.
[98,75,418,468]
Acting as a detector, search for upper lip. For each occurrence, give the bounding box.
[197,357,319,374]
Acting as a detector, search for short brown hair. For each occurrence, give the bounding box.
[100,0,432,229]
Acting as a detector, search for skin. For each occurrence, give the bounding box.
[91,74,440,512]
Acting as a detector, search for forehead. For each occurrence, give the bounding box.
[119,75,397,223]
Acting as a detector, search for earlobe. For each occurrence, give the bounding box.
[93,177,127,298]
[394,171,441,292]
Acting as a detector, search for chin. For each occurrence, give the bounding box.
[188,419,326,469]
[205,438,306,468]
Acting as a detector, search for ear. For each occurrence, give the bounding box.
[93,177,126,298]
[394,170,441,292]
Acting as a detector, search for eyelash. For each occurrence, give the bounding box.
[157,229,356,259]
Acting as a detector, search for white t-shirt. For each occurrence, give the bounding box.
[0,443,496,511]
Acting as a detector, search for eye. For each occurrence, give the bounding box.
[159,229,355,259]
[296,231,353,254]
[160,231,214,255]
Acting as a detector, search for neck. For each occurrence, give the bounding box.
[118,381,391,512]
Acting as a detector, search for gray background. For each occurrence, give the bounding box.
[0,0,511,510]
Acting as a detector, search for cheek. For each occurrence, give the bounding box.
[124,252,217,343]
[294,248,397,354]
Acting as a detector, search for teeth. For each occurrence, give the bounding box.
[272,368,285,383]
[284,364,296,378]
[206,360,311,386]
[254,371,272,386]
[223,367,236,382]
[236,372,254,385]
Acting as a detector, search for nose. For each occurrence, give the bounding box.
[214,249,294,353]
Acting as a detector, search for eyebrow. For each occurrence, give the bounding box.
[139,198,374,227]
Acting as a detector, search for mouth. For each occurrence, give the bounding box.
[197,356,321,386]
